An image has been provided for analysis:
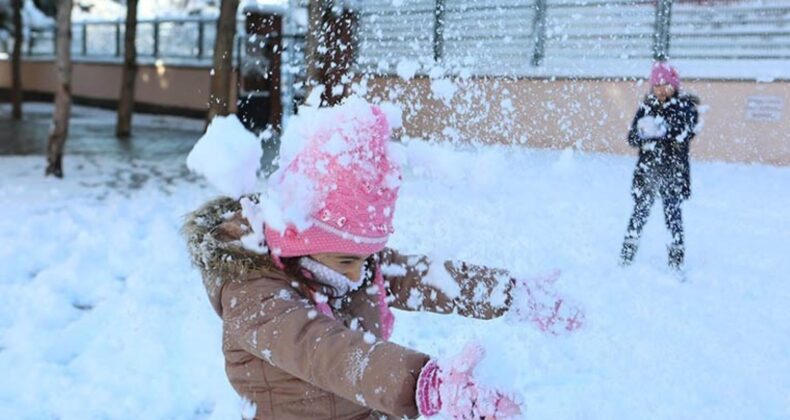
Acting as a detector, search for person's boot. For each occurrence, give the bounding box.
[620,238,638,266]
[668,244,685,271]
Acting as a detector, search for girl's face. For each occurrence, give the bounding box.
[652,83,675,102]
[310,253,371,281]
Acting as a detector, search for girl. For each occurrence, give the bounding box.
[184,98,583,419]
[620,61,700,271]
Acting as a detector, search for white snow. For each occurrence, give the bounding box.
[186,115,262,199]
[430,78,458,106]
[636,115,668,140]
[396,60,421,80]
[0,110,788,419]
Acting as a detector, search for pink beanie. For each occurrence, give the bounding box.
[650,61,680,90]
[264,100,401,257]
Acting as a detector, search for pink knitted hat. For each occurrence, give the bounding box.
[650,61,680,90]
[264,100,401,257]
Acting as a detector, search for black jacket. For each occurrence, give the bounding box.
[627,92,700,200]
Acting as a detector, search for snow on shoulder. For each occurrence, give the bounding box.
[186,114,262,199]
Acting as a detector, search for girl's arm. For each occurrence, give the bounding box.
[663,100,699,145]
[377,248,513,319]
[222,276,429,418]
[627,104,649,148]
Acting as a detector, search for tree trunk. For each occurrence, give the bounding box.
[116,0,138,138]
[207,0,240,122]
[11,0,23,120]
[46,0,73,178]
[306,0,329,91]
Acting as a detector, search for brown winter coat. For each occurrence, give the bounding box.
[183,197,514,419]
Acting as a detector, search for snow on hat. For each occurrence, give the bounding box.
[650,61,680,90]
[264,97,403,257]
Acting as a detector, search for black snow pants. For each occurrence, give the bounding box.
[621,187,685,268]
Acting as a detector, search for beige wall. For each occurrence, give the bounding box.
[0,59,237,112]
[362,76,789,165]
[2,59,787,165]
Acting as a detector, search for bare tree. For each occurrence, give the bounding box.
[11,0,23,119]
[207,0,240,121]
[116,0,138,138]
[45,0,72,178]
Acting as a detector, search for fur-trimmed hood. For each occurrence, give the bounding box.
[182,196,284,316]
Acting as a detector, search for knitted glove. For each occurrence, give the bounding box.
[416,342,522,419]
[510,270,585,336]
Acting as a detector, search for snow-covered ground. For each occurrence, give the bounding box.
[1,121,788,418]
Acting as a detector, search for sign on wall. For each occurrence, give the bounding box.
[745,96,784,122]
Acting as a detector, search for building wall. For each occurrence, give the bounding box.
[2,59,787,165]
[362,76,789,165]
[0,59,237,114]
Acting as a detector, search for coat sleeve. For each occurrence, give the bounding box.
[378,248,514,319]
[663,100,699,145]
[627,104,649,148]
[221,277,430,419]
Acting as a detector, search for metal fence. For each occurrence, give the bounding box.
[6,1,789,74]
[20,18,224,63]
[355,0,790,75]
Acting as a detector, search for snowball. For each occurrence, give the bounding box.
[186,115,261,198]
[636,115,667,140]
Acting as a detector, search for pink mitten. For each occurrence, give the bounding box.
[511,270,585,335]
[416,342,522,419]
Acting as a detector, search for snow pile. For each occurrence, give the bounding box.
[186,114,262,199]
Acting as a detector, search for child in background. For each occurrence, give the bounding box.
[621,61,700,271]
[184,98,584,419]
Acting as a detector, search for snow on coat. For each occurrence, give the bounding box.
[627,93,700,200]
[182,197,515,419]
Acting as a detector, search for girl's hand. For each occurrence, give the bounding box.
[509,270,585,336]
[417,342,522,419]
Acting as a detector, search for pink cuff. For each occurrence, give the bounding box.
[416,360,442,416]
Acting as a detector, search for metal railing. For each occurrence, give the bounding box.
[355,0,790,75]
[19,18,225,63]
[5,1,789,73]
